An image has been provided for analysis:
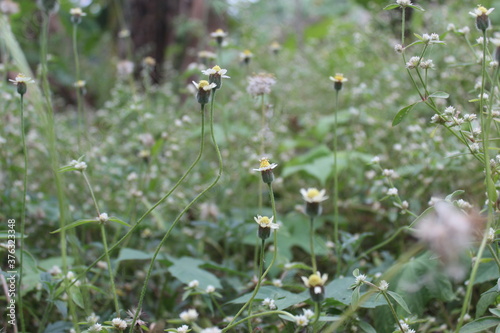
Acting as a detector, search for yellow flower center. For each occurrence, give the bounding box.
[478,6,488,14]
[244,49,252,55]
[259,158,271,168]
[215,28,224,33]
[198,80,209,88]
[334,74,344,81]
[308,274,323,287]
[307,188,320,199]
[260,216,271,226]
[212,65,221,72]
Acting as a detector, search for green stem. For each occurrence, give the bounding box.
[59,108,208,298]
[37,302,54,333]
[40,11,78,331]
[380,290,405,332]
[226,183,279,330]
[210,293,227,318]
[313,302,321,327]
[246,239,265,332]
[224,310,295,331]
[456,29,496,333]
[82,171,100,216]
[18,93,27,333]
[310,216,317,273]
[333,89,341,275]
[129,96,223,331]
[72,23,83,151]
[100,224,120,316]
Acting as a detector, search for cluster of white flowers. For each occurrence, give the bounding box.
[180,309,199,322]
[354,273,367,286]
[387,187,398,196]
[262,297,277,309]
[70,159,87,171]
[379,280,389,291]
[111,318,127,330]
[295,314,309,327]
[421,33,440,44]
[431,106,476,127]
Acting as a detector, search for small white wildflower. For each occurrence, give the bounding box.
[490,61,499,69]
[303,309,315,319]
[111,318,127,330]
[200,327,222,333]
[447,23,456,31]
[401,200,409,210]
[180,309,199,322]
[493,110,500,117]
[74,161,87,171]
[394,44,404,53]
[396,0,412,6]
[206,285,215,293]
[419,59,434,69]
[462,114,477,121]
[89,323,103,332]
[487,228,496,243]
[176,325,190,333]
[471,143,480,152]
[379,280,389,291]
[86,313,100,324]
[262,298,277,310]
[272,279,283,287]
[355,274,367,286]
[406,56,421,69]
[387,187,398,196]
[371,156,380,163]
[456,199,472,210]
[295,314,309,327]
[458,26,471,35]
[478,93,489,100]
[97,213,109,223]
[444,106,456,115]
[188,280,199,288]
[382,169,394,177]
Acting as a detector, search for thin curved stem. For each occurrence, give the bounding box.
[72,23,84,150]
[129,96,223,331]
[58,108,208,298]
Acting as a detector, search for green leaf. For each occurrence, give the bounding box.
[476,286,498,317]
[228,286,307,310]
[460,317,500,333]
[325,276,386,308]
[358,321,377,333]
[387,291,411,314]
[51,219,96,233]
[445,190,465,201]
[383,4,399,10]
[108,217,131,228]
[408,4,425,11]
[351,286,361,309]
[69,285,85,309]
[429,91,449,99]
[168,257,221,289]
[490,308,500,317]
[496,324,500,333]
[116,248,154,263]
[392,102,419,126]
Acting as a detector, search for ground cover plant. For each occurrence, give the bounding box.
[3,0,500,332]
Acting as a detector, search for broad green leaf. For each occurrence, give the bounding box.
[51,219,96,233]
[496,324,500,333]
[429,91,449,99]
[392,102,419,126]
[460,317,500,333]
[168,257,221,289]
[325,276,386,308]
[387,291,411,314]
[490,308,500,317]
